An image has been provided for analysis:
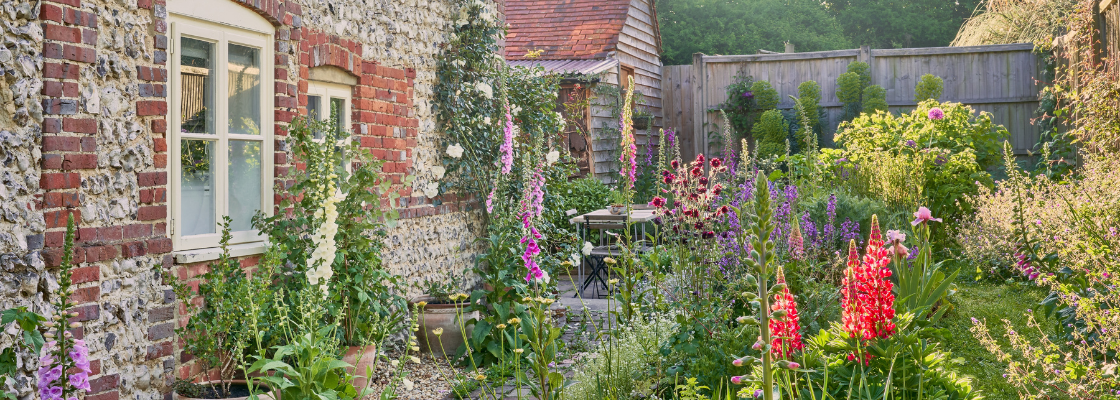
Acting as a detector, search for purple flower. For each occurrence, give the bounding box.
[69,372,90,391]
[928,107,945,120]
[840,218,861,244]
[784,184,799,203]
[743,91,754,98]
[905,139,917,148]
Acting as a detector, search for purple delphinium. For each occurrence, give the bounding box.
[821,194,837,245]
[784,184,799,204]
[840,218,861,245]
[801,211,819,254]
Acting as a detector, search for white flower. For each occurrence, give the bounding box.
[535,271,551,285]
[423,182,440,198]
[569,253,580,266]
[546,150,560,165]
[581,242,593,256]
[476,82,493,99]
[403,378,414,391]
[511,104,522,114]
[430,166,446,180]
[484,116,491,125]
[446,143,464,158]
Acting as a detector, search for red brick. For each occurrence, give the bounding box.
[69,303,98,322]
[45,25,80,43]
[71,286,99,304]
[62,154,97,170]
[137,206,166,221]
[88,374,119,394]
[71,266,100,284]
[41,154,63,169]
[151,119,166,134]
[137,0,151,9]
[153,153,167,168]
[40,169,81,188]
[81,28,97,46]
[147,238,172,254]
[42,81,63,97]
[62,81,79,97]
[44,192,80,208]
[86,391,118,400]
[147,341,172,360]
[120,241,146,258]
[123,224,152,239]
[81,137,97,152]
[152,137,167,152]
[137,172,166,187]
[40,3,62,21]
[43,136,80,152]
[63,118,96,134]
[136,101,167,116]
[43,209,81,229]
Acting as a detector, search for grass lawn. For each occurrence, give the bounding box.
[938,278,1051,400]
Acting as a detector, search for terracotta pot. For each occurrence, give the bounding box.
[342,345,379,394]
[173,380,277,400]
[413,299,478,359]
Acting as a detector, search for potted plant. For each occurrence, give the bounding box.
[632,109,654,130]
[253,116,406,394]
[171,220,279,400]
[608,190,627,215]
[411,274,477,358]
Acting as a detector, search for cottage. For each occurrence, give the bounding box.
[0,0,483,397]
[505,0,664,181]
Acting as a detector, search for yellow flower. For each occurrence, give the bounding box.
[432,328,444,336]
[603,257,617,265]
[415,301,428,308]
[540,298,555,305]
[560,260,573,267]
[475,374,487,381]
[410,356,421,363]
[513,348,524,354]
[454,293,470,301]
[608,279,619,285]
[508,318,521,325]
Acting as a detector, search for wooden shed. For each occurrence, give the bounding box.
[505,0,664,182]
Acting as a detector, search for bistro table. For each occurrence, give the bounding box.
[568,208,658,297]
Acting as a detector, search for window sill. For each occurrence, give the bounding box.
[173,242,268,264]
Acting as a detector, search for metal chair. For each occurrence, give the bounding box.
[579,213,629,298]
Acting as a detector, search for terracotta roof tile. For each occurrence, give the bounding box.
[505,0,631,60]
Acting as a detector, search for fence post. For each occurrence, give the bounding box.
[690,52,705,161]
[858,45,873,74]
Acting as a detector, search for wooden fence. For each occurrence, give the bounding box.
[662,43,1044,161]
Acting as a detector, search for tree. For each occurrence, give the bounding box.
[657,0,852,65]
[822,0,982,49]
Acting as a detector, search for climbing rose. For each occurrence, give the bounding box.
[769,266,803,359]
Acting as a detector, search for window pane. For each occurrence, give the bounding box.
[180,37,214,134]
[308,95,323,139]
[228,140,262,232]
[181,139,216,236]
[228,44,261,135]
[330,97,345,133]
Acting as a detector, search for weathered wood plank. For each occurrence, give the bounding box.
[871,43,1034,57]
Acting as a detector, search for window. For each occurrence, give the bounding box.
[169,8,274,251]
[307,80,352,170]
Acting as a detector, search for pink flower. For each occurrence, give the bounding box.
[732,358,743,366]
[731,376,743,385]
[911,206,942,226]
[928,107,944,120]
[500,104,515,174]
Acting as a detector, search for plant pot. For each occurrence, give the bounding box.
[413,299,478,359]
[174,380,277,400]
[609,205,626,215]
[343,345,379,394]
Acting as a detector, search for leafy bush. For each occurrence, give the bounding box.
[862,84,888,114]
[563,316,676,400]
[543,177,611,236]
[795,80,822,148]
[834,100,1008,218]
[750,80,780,111]
[836,72,863,104]
[914,73,944,102]
[836,62,873,120]
[752,109,789,159]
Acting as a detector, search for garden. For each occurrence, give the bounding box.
[3,2,1119,400]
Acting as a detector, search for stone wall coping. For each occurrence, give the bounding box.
[173,241,268,264]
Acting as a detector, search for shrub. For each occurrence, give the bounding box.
[834,100,1008,218]
[914,74,944,103]
[750,80,780,111]
[847,61,871,87]
[837,62,873,120]
[563,316,676,400]
[862,84,888,114]
[543,177,611,236]
[795,80,822,149]
[752,109,789,159]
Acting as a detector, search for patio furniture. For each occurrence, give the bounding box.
[569,207,659,297]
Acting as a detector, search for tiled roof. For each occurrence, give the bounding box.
[505,0,631,60]
[506,59,619,75]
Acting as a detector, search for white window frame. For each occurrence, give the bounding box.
[306,81,353,171]
[168,11,274,251]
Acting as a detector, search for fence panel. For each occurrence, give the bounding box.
[666,43,1043,159]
